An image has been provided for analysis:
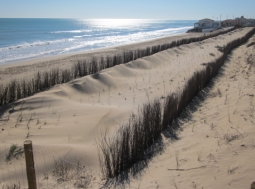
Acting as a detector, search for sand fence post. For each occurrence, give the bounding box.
[251,181,255,189]
[24,140,37,189]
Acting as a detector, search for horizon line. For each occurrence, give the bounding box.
[0,17,200,20]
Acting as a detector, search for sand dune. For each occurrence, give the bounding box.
[126,30,255,189]
[0,27,255,188]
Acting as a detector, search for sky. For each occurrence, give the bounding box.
[0,0,255,20]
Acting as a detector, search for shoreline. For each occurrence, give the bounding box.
[0,32,198,69]
[0,19,196,67]
[0,27,233,83]
[0,31,202,83]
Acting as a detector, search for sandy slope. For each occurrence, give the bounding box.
[0,27,254,188]
[125,32,255,189]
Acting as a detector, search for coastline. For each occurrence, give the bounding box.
[0,27,235,83]
[0,32,199,68]
[0,31,201,82]
[0,19,196,67]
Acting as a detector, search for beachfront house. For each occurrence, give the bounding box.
[194,19,214,28]
[221,19,238,27]
[220,16,255,27]
[235,16,255,26]
[194,18,221,32]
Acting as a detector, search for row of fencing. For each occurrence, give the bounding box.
[97,27,255,179]
[0,27,237,109]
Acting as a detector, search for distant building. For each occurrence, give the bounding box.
[194,19,215,29]
[194,18,221,33]
[235,16,247,25]
[190,16,255,33]
[221,16,255,27]
[221,19,238,27]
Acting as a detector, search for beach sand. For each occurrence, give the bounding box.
[0,27,255,188]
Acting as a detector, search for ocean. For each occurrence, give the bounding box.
[0,19,196,65]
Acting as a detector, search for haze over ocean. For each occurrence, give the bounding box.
[0,19,195,65]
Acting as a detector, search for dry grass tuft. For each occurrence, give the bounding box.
[1,183,21,189]
[247,41,255,47]
[52,159,92,188]
[5,144,23,162]
[227,166,239,175]
[221,132,242,144]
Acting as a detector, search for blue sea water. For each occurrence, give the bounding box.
[0,19,196,65]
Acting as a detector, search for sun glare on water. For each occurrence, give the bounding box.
[79,19,151,29]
